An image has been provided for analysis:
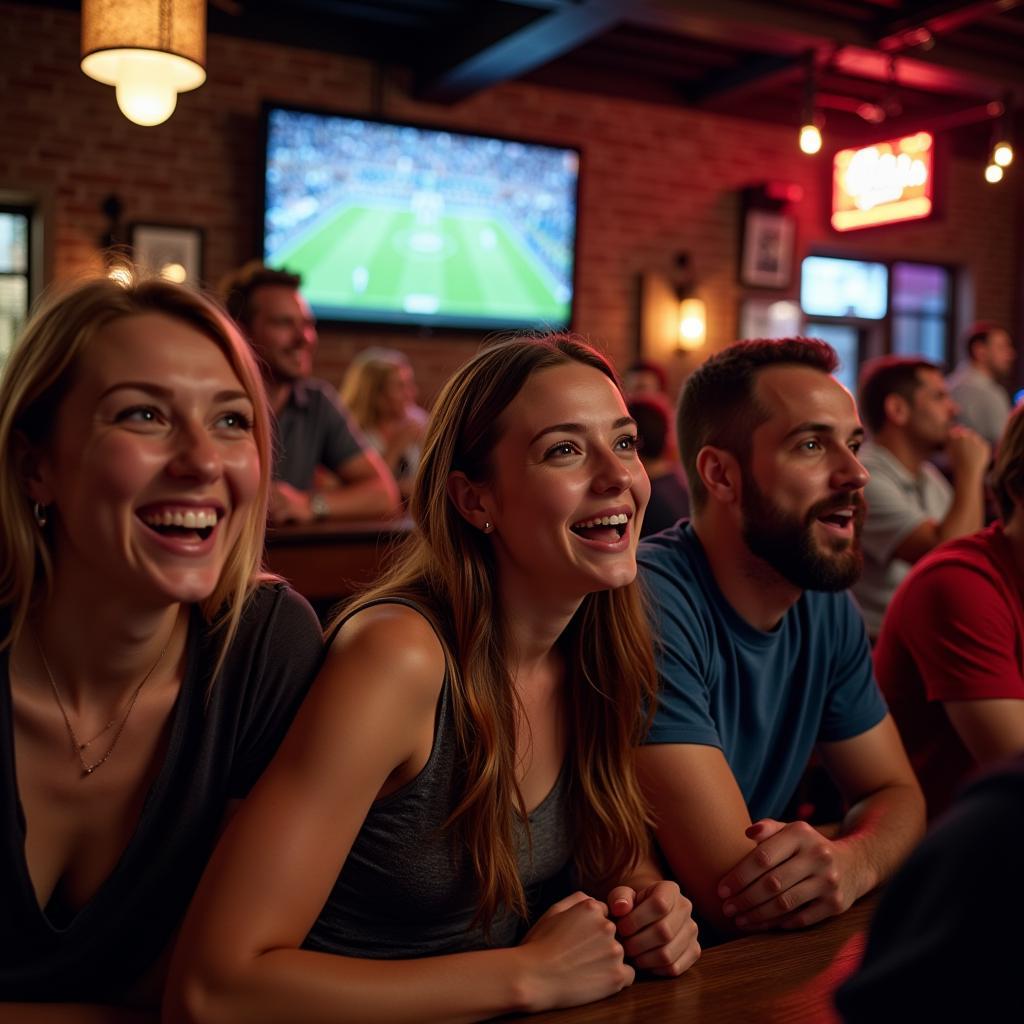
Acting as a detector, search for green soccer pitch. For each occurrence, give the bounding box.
[270,205,570,323]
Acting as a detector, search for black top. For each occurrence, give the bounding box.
[835,753,1024,1020]
[306,598,573,959]
[0,585,323,1002]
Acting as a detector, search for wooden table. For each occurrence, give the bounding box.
[265,517,413,604]
[507,895,877,1023]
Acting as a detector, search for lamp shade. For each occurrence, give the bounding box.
[81,0,206,126]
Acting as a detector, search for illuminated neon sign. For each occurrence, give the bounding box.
[832,131,934,231]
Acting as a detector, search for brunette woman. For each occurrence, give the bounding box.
[166,335,700,1024]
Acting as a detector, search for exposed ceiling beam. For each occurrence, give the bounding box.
[874,0,1021,52]
[835,40,1024,96]
[624,0,870,54]
[414,0,626,104]
[688,52,805,106]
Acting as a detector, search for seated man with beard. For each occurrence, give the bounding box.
[637,338,924,941]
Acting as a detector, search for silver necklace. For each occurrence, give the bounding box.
[33,628,171,777]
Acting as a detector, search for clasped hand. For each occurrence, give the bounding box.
[719,819,856,930]
[517,881,699,1012]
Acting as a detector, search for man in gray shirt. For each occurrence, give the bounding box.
[221,263,399,524]
[852,357,989,638]
[947,322,1016,448]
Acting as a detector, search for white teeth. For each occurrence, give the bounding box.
[141,508,219,529]
[574,513,629,528]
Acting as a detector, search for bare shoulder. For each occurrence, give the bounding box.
[324,602,447,706]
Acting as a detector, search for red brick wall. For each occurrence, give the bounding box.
[1,2,1019,402]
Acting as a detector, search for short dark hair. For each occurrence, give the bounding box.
[677,337,838,512]
[628,394,672,461]
[964,320,1000,361]
[992,403,1024,522]
[625,359,667,393]
[217,261,302,330]
[858,356,939,435]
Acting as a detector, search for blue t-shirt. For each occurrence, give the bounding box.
[639,521,887,822]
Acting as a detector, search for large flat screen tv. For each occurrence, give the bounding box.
[261,106,580,330]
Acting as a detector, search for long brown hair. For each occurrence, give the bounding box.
[334,335,657,927]
[0,276,274,682]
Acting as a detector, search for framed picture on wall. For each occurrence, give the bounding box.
[739,209,795,289]
[738,296,803,341]
[131,223,204,286]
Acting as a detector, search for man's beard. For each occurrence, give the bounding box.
[741,478,865,592]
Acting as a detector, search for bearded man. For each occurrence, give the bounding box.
[636,338,924,942]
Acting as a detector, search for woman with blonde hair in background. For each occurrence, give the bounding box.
[166,335,700,1023]
[339,347,428,497]
[0,277,323,1022]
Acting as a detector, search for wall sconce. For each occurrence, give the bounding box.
[678,297,707,351]
[639,253,707,362]
[81,0,206,126]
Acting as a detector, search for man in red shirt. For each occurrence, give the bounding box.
[874,403,1024,816]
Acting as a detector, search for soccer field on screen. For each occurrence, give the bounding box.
[271,205,570,326]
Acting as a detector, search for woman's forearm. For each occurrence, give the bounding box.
[167,944,534,1024]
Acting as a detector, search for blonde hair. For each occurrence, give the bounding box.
[333,335,657,929]
[338,347,409,432]
[993,403,1024,522]
[0,276,275,681]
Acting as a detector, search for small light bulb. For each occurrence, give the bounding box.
[799,123,822,155]
[160,262,188,284]
[985,162,1004,183]
[677,298,706,350]
[993,141,1014,167]
[114,51,180,126]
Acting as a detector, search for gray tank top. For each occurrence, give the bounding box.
[303,599,573,959]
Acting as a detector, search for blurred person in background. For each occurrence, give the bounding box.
[220,262,398,525]
[340,347,428,500]
[623,359,668,400]
[873,402,1024,817]
[947,321,1016,448]
[852,356,989,640]
[627,393,689,537]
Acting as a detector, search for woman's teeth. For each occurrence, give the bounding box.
[141,509,219,530]
[574,513,628,529]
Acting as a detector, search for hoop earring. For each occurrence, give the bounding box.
[33,502,49,528]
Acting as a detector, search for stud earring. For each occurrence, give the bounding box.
[32,502,49,528]
[482,521,493,533]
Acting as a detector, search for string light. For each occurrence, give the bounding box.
[799,51,822,155]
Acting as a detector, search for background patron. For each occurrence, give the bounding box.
[852,356,989,639]
[220,262,398,524]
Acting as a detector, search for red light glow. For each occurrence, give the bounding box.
[832,131,934,231]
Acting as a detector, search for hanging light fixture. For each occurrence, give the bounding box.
[799,52,823,155]
[984,96,1013,182]
[81,0,206,127]
[992,94,1014,168]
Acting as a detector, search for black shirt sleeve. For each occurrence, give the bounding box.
[226,584,324,797]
